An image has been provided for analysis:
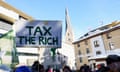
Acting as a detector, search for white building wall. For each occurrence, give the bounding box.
[90,35,106,56]
[18,56,38,65]
[38,41,76,69]
[17,47,39,65]
[58,41,76,69]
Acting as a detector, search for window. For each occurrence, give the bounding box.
[109,42,114,50]
[86,48,90,54]
[87,56,90,58]
[68,33,69,36]
[77,44,80,48]
[78,50,81,55]
[75,63,77,66]
[94,40,99,47]
[106,33,112,39]
[96,51,101,55]
[99,26,108,30]
[85,40,88,45]
[79,57,82,63]
[68,38,71,41]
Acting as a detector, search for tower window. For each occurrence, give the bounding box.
[68,33,69,36]
[68,38,71,41]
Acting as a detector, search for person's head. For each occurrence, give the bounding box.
[106,55,120,72]
[63,66,71,72]
[96,64,101,69]
[33,60,39,65]
[83,64,87,66]
[39,64,44,72]
[15,65,31,72]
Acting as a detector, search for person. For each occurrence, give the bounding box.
[95,64,101,72]
[79,64,91,72]
[46,65,53,72]
[39,64,44,72]
[63,65,72,72]
[15,65,31,72]
[31,60,45,72]
[106,55,120,72]
[95,63,109,72]
[31,60,40,72]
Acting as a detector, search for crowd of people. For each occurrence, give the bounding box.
[13,61,73,72]
[79,54,120,72]
[0,54,120,72]
[0,60,73,72]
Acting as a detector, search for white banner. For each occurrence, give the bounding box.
[15,20,62,48]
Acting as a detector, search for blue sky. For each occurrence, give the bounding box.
[5,0,120,40]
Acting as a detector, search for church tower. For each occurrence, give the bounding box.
[65,8,74,44]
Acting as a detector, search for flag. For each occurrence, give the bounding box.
[0,30,19,67]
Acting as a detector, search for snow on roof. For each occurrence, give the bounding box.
[74,22,120,43]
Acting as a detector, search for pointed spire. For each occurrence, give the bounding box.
[65,8,71,32]
[65,8,74,44]
[65,8,69,17]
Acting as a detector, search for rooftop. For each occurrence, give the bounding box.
[73,20,120,44]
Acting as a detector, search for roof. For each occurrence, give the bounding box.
[73,21,120,44]
[0,0,33,20]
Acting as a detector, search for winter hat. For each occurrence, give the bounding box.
[15,65,31,72]
[106,55,120,65]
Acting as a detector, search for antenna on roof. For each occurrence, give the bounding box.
[99,20,104,26]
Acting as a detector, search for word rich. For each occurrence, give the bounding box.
[17,26,58,47]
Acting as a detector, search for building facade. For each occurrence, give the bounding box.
[0,0,39,66]
[73,21,120,70]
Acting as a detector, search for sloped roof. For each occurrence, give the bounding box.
[0,0,33,20]
[73,21,120,44]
